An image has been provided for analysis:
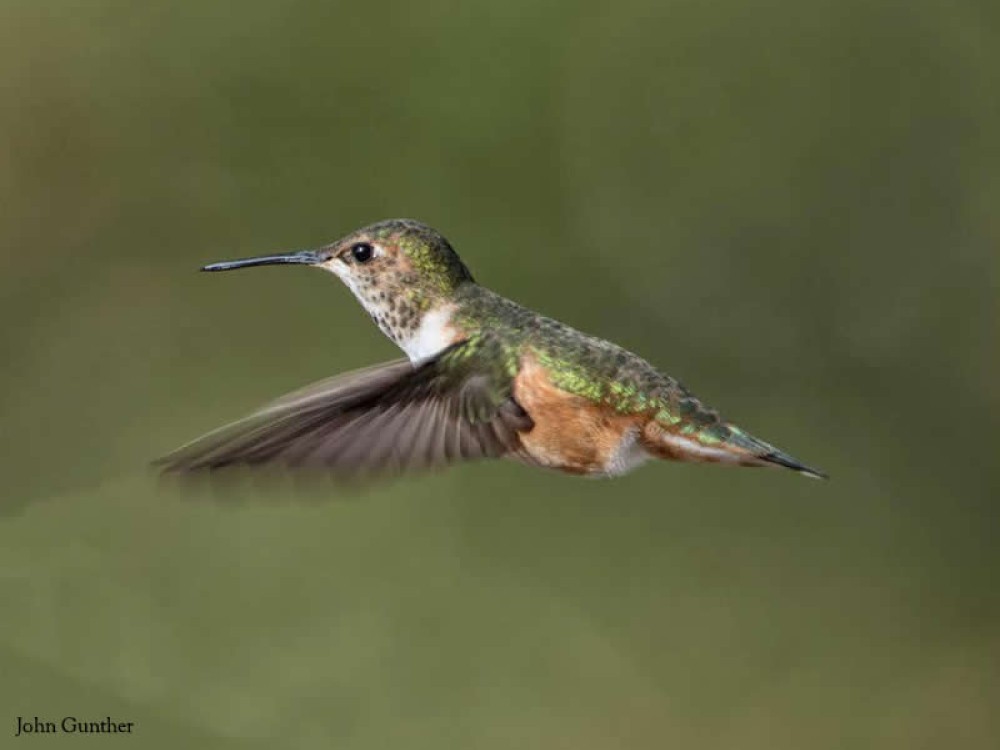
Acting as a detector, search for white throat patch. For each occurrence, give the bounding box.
[320,262,459,365]
[401,306,457,364]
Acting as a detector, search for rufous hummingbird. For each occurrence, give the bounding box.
[159,219,825,481]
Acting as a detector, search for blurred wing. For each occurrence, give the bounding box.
[156,339,532,479]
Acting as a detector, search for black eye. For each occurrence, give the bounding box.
[350,242,374,263]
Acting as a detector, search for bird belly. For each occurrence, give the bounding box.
[604,427,651,476]
[512,356,650,476]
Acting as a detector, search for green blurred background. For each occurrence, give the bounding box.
[1,0,997,747]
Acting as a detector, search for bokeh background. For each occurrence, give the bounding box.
[2,0,997,747]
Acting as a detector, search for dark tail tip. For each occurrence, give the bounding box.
[763,451,828,480]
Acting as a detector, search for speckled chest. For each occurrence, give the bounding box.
[346,277,460,365]
[339,261,421,338]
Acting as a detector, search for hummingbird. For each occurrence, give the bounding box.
[159,219,826,481]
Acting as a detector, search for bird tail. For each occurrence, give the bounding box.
[642,420,827,479]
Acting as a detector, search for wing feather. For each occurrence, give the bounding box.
[157,340,533,481]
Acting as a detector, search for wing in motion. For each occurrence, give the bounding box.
[156,339,533,479]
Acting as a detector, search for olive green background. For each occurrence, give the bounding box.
[1,1,997,747]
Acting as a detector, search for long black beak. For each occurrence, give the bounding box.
[201,249,324,272]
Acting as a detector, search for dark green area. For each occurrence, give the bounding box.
[1,0,997,747]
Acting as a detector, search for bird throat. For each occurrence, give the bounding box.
[346,277,458,364]
[397,305,459,363]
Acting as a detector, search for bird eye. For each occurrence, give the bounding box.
[350,242,374,263]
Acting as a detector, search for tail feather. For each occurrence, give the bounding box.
[757,448,828,479]
[642,419,827,479]
[725,426,828,479]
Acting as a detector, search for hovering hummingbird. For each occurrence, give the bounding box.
[159,219,825,481]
